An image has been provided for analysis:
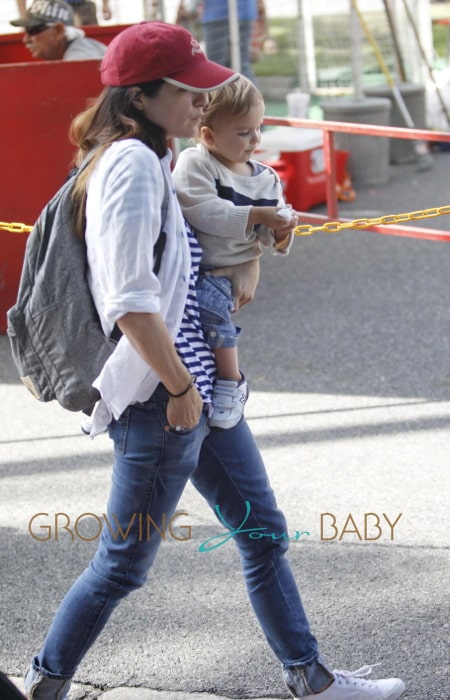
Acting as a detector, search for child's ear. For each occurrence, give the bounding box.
[200,125,215,146]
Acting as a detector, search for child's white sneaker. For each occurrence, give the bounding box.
[285,664,405,700]
[209,374,248,429]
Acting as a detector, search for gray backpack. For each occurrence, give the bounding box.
[7,155,167,413]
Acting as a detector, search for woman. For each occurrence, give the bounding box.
[23,22,405,700]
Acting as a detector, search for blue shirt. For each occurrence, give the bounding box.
[202,0,257,23]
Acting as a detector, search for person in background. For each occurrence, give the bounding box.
[10,0,107,60]
[250,0,268,63]
[173,75,296,429]
[66,0,112,26]
[175,0,203,35]
[201,0,258,83]
[15,0,27,16]
[15,0,112,25]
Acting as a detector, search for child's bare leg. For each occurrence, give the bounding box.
[214,346,241,382]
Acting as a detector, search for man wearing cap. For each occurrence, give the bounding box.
[15,0,112,26]
[11,0,107,60]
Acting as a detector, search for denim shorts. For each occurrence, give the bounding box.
[196,273,241,350]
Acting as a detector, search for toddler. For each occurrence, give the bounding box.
[173,75,297,428]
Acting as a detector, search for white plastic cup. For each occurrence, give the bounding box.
[286,91,311,119]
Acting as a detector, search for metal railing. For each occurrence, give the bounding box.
[263,114,450,242]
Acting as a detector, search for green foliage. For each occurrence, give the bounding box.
[253,12,450,80]
[433,23,450,59]
[253,18,298,77]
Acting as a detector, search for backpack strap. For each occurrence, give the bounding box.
[152,230,166,276]
[152,171,170,275]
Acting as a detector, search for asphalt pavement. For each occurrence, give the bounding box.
[1,150,449,699]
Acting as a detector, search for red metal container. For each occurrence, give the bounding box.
[256,126,350,212]
[260,149,350,212]
[0,26,130,333]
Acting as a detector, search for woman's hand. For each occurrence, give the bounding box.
[116,312,204,429]
[207,259,260,310]
[166,386,204,431]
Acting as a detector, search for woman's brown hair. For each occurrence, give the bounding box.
[70,80,165,238]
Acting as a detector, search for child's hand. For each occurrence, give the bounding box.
[207,259,260,310]
[273,206,298,245]
[273,231,292,251]
[276,206,296,222]
[248,205,297,231]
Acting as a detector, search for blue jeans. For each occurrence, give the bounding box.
[197,273,241,349]
[202,19,255,84]
[27,385,332,697]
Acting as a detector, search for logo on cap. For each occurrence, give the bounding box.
[29,0,72,23]
[191,37,203,56]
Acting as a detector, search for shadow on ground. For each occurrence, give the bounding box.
[0,524,447,699]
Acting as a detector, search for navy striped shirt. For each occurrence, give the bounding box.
[175,225,216,403]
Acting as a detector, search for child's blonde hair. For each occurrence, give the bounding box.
[200,75,264,130]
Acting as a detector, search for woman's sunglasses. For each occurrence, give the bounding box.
[25,24,53,37]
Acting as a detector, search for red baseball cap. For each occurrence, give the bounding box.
[101,21,238,92]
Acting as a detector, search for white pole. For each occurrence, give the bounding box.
[395,0,432,85]
[296,0,316,91]
[142,0,151,20]
[296,0,309,91]
[350,0,364,98]
[228,0,241,74]
[415,0,433,83]
[142,0,164,20]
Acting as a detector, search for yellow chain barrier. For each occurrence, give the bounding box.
[294,206,450,236]
[0,221,33,233]
[2,205,450,238]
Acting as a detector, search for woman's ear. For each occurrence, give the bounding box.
[129,88,145,111]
